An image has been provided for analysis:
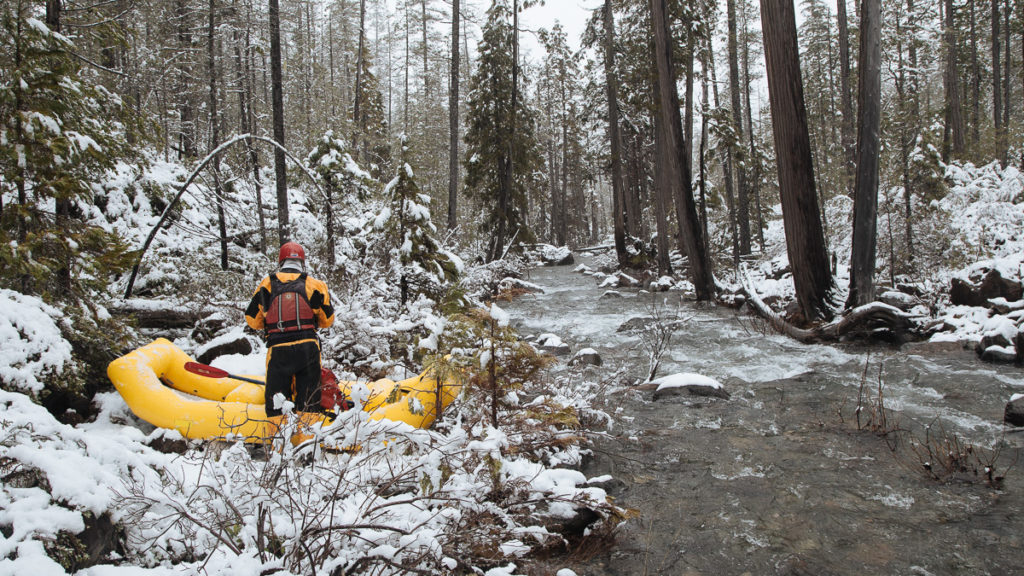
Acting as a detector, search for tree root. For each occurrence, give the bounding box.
[739,269,920,343]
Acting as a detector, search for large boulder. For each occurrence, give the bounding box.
[950,268,1023,307]
[1005,395,1024,427]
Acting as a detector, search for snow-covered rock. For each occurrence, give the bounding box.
[534,333,571,356]
[650,373,730,400]
[950,267,1023,307]
[570,348,602,367]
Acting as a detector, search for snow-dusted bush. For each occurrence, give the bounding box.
[0,289,74,396]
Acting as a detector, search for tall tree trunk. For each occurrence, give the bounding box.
[448,0,460,230]
[742,8,765,252]
[897,0,916,268]
[970,1,982,147]
[177,0,197,160]
[699,40,710,248]
[209,0,228,270]
[674,11,696,263]
[603,0,628,265]
[47,0,73,295]
[705,29,739,263]
[492,0,520,261]
[269,0,289,245]
[837,0,855,184]
[422,0,430,99]
[1001,0,1011,166]
[354,0,366,145]
[652,107,673,276]
[651,0,713,299]
[404,4,410,133]
[993,0,1005,162]
[760,0,835,321]
[233,11,266,255]
[943,0,965,161]
[559,114,569,246]
[847,0,882,309]
[728,0,751,255]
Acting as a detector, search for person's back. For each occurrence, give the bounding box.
[245,242,334,416]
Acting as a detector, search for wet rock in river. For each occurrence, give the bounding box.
[570,348,602,367]
[1005,395,1024,426]
[981,345,1017,363]
[650,373,730,401]
[617,316,655,332]
[534,333,571,356]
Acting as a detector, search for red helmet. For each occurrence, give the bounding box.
[278,241,306,263]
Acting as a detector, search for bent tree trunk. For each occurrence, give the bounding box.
[741,270,916,343]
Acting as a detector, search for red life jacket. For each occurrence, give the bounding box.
[265,273,317,335]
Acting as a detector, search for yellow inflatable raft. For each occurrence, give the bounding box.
[107,338,462,442]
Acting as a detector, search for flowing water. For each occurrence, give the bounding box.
[504,257,1024,576]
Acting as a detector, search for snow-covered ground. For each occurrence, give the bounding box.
[2,152,1022,574]
[1,151,615,575]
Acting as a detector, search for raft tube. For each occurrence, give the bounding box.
[107,338,462,441]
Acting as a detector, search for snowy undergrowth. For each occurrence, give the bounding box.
[1,326,619,575]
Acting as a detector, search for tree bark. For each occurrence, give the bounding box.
[741,1,764,251]
[993,0,1005,162]
[232,13,266,255]
[837,0,855,184]
[943,0,965,161]
[653,110,673,276]
[727,0,751,255]
[209,0,228,271]
[177,0,197,160]
[354,0,366,143]
[847,0,882,309]
[603,0,628,265]
[492,0,520,261]
[448,0,460,230]
[1002,0,1009,167]
[269,0,289,245]
[970,0,981,147]
[705,29,739,264]
[759,0,835,321]
[651,0,714,299]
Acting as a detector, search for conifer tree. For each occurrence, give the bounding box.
[306,131,374,269]
[464,0,541,261]
[0,1,131,299]
[384,137,459,306]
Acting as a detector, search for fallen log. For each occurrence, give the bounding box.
[740,269,920,343]
[111,299,220,329]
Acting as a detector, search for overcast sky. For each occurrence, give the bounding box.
[518,0,600,59]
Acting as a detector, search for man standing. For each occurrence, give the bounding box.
[245,242,334,416]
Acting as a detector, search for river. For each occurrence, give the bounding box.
[503,257,1024,576]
